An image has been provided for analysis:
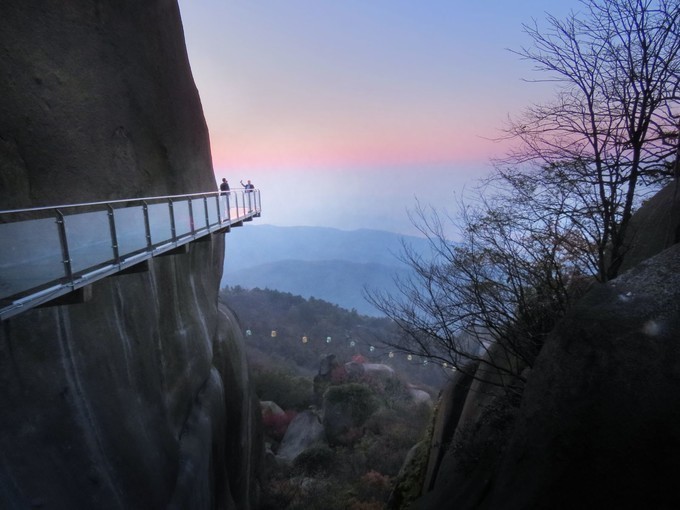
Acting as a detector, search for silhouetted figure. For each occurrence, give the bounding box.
[219,178,230,195]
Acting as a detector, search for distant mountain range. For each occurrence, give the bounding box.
[221,225,432,316]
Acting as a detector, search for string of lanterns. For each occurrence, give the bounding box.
[243,327,456,371]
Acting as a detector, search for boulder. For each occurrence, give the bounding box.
[277,410,326,463]
[344,361,365,378]
[313,353,340,404]
[419,368,476,496]
[407,387,433,407]
[415,345,524,509]
[260,401,286,418]
[318,354,338,378]
[363,363,396,377]
[345,361,396,380]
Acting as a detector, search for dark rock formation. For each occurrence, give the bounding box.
[618,180,680,273]
[277,410,325,463]
[418,367,476,496]
[0,1,214,209]
[413,179,680,510]
[0,2,261,509]
[313,353,339,404]
[478,242,680,510]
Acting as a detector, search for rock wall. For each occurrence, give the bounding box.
[618,180,680,273]
[0,0,214,209]
[413,179,680,510]
[479,241,680,510]
[0,2,261,509]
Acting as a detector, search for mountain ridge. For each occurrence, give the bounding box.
[222,224,431,315]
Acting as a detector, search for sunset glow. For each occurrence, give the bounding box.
[208,125,505,170]
[178,0,582,234]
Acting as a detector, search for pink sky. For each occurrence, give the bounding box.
[177,0,582,234]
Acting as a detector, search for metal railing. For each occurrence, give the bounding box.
[0,189,261,320]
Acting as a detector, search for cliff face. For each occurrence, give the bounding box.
[413,180,680,510]
[0,1,214,208]
[0,2,261,509]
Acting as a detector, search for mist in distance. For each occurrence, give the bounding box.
[224,162,490,238]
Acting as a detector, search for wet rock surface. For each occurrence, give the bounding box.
[0,2,261,509]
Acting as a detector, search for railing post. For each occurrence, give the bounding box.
[215,194,221,224]
[107,204,120,265]
[143,201,152,250]
[168,199,177,241]
[55,209,74,285]
[203,196,210,229]
[188,198,195,235]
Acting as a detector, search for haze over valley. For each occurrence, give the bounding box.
[222,224,433,316]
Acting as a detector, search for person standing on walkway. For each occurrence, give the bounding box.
[220,178,230,195]
[240,179,255,212]
[219,178,231,218]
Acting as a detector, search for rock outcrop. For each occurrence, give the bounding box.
[478,242,680,509]
[0,1,214,209]
[413,179,680,510]
[618,180,680,273]
[277,410,325,463]
[0,2,261,509]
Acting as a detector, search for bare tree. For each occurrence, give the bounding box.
[368,0,680,389]
[504,0,680,280]
[367,185,591,393]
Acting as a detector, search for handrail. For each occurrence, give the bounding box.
[0,189,261,320]
[0,190,227,215]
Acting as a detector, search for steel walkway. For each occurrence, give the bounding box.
[0,189,261,320]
